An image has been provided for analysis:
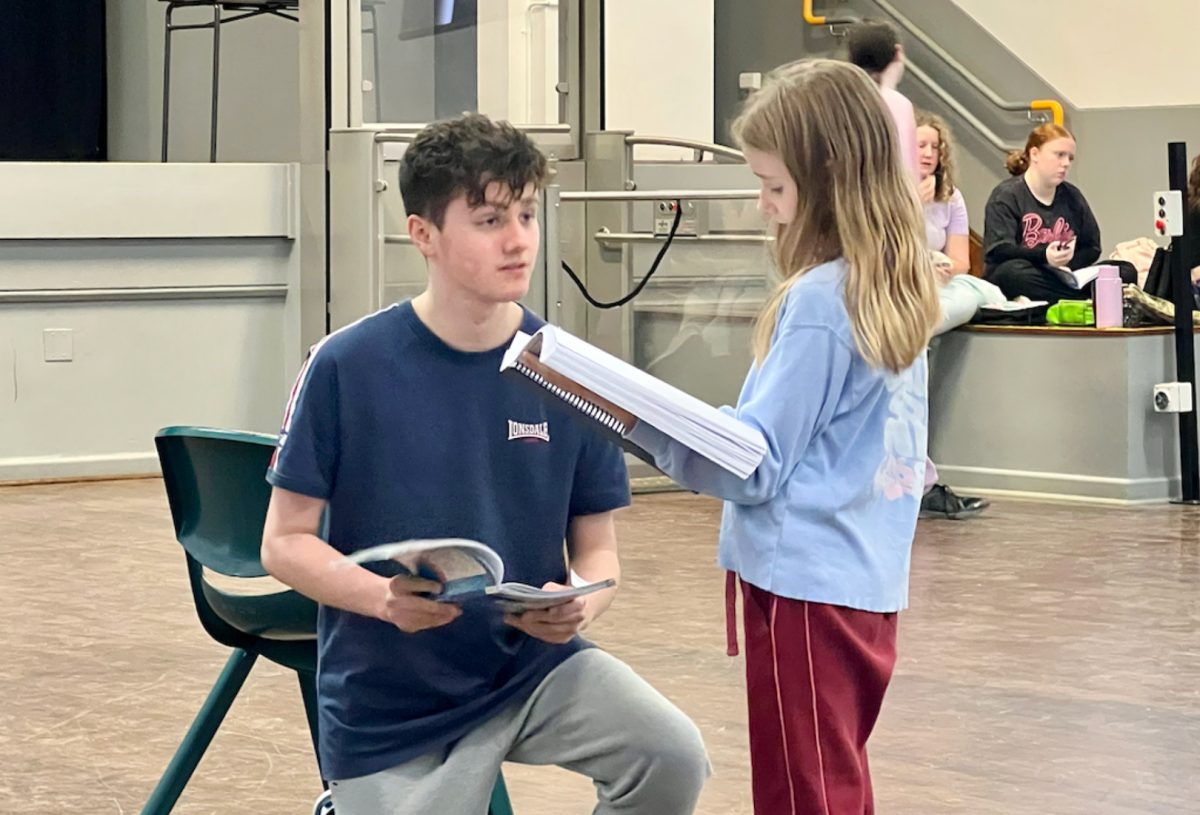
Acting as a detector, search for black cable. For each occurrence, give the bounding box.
[561,199,683,309]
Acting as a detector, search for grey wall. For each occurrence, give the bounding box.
[713,0,826,145]
[1070,108,1200,250]
[0,244,295,480]
[929,330,1183,503]
[106,0,299,162]
[713,0,1200,248]
[713,0,1012,230]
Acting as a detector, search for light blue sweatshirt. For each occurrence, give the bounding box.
[627,259,928,612]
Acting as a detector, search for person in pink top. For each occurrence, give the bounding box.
[848,23,993,521]
[847,20,919,177]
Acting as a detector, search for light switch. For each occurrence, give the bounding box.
[43,329,73,362]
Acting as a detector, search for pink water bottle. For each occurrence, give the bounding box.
[1093,265,1122,328]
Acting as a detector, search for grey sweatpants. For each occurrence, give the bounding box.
[327,648,710,814]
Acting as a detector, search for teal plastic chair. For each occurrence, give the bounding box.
[151,426,515,815]
[146,426,321,814]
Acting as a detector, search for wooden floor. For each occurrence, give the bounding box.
[2,479,1199,814]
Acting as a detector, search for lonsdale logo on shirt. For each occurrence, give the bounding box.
[507,419,550,443]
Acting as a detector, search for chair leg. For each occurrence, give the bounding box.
[488,770,515,815]
[140,648,257,815]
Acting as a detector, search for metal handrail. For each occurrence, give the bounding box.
[904,61,1017,153]
[559,189,758,202]
[388,229,769,249]
[802,1,1065,130]
[362,122,572,134]
[624,135,745,163]
[595,230,770,247]
[1029,99,1065,126]
[364,123,571,142]
[0,284,287,304]
[374,133,416,144]
[803,0,855,26]
[871,0,1064,126]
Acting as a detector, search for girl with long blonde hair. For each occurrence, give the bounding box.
[625,58,940,813]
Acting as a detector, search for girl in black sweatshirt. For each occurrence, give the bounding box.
[983,124,1111,303]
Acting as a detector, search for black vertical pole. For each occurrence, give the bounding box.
[162,5,174,162]
[1167,142,1199,502]
[209,3,221,163]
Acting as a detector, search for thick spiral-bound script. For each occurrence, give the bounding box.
[501,325,766,478]
[513,361,627,435]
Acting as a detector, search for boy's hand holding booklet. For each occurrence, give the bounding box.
[500,324,767,479]
[340,538,614,613]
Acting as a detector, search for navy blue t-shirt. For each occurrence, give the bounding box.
[266,301,631,780]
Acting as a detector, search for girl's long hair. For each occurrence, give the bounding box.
[732,59,939,372]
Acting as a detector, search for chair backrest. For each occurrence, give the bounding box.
[155,426,279,578]
[156,426,320,662]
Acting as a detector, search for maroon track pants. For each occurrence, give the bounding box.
[732,576,898,815]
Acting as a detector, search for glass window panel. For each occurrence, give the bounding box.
[360,0,562,126]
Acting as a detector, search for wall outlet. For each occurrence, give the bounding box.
[654,199,705,237]
[43,329,73,362]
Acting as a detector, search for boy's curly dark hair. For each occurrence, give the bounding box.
[399,114,549,228]
[846,20,900,76]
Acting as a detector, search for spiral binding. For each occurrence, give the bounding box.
[514,362,627,435]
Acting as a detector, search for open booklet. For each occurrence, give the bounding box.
[339,538,614,613]
[1051,264,1107,290]
[979,299,1049,312]
[500,325,767,479]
